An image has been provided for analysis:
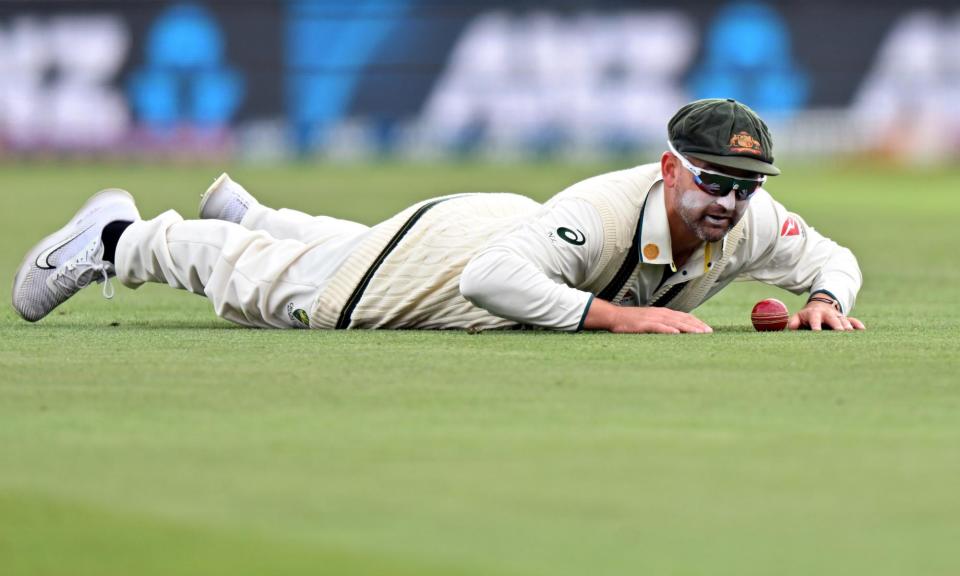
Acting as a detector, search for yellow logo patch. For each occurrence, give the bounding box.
[643,243,660,260]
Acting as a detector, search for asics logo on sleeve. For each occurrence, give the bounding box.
[556,227,586,246]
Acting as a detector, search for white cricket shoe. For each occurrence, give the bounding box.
[198,172,258,224]
[12,188,140,323]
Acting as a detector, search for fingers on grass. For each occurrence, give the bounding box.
[787,314,802,330]
[825,314,847,331]
[671,318,702,333]
[673,311,711,333]
[652,323,681,334]
[849,317,867,330]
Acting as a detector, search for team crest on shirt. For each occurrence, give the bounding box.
[729,131,762,155]
[780,215,803,238]
[286,302,310,328]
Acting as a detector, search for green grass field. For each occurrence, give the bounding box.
[1,161,958,575]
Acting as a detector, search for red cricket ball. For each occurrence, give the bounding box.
[751,298,789,332]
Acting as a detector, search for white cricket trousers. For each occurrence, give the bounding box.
[115,204,370,328]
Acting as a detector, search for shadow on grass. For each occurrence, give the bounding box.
[3,315,761,334]
[2,318,241,331]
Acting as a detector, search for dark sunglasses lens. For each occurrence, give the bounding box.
[696,177,725,195]
[699,173,760,200]
[734,179,762,200]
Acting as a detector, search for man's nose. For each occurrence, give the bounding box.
[716,190,736,210]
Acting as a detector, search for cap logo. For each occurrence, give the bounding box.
[729,131,762,155]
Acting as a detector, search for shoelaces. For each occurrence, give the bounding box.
[49,241,115,299]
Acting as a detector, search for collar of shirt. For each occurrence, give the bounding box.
[636,182,722,281]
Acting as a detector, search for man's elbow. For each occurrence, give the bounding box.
[459,254,492,305]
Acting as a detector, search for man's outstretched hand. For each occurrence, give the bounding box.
[583,298,713,334]
[787,300,866,331]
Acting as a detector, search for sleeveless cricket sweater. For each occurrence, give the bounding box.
[309,193,542,329]
[308,163,746,329]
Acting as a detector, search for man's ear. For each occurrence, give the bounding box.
[661,151,678,188]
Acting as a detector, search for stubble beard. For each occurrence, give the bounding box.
[677,190,731,243]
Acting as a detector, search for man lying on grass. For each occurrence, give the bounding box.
[13,99,864,333]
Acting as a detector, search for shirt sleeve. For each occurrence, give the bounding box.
[459,197,604,331]
[739,189,863,313]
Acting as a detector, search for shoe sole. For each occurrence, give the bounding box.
[11,188,137,322]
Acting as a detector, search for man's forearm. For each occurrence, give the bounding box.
[581,298,619,331]
[583,298,713,334]
[459,248,593,331]
[809,246,862,313]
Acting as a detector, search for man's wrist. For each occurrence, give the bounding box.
[807,291,841,313]
[582,297,617,331]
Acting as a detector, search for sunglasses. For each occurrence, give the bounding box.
[667,141,765,201]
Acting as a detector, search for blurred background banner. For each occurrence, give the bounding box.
[0,0,957,163]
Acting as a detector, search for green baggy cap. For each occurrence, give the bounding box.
[668,98,781,176]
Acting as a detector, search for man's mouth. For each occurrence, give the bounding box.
[703,214,731,227]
